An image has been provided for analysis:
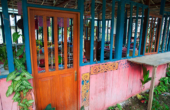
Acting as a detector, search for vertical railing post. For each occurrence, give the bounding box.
[110,0,116,60]
[22,0,32,73]
[142,9,149,55]
[100,0,106,62]
[123,9,127,46]
[158,0,166,53]
[114,0,126,59]
[138,7,144,56]
[127,3,133,58]
[90,0,95,63]
[1,0,15,73]
[141,0,150,55]
[78,0,84,66]
[133,6,139,57]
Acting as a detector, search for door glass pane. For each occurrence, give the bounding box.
[58,17,64,70]
[35,16,45,73]
[16,15,23,44]
[67,18,73,68]
[47,17,55,71]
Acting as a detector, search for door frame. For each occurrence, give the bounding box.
[28,7,80,109]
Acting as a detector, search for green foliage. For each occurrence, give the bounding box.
[154,78,169,95]
[107,104,122,110]
[19,99,34,110]
[6,32,33,109]
[13,32,20,42]
[0,45,8,68]
[36,40,43,46]
[80,106,85,110]
[44,104,55,110]
[143,73,170,110]
[141,66,152,86]
[117,104,122,110]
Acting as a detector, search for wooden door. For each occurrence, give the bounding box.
[28,8,79,110]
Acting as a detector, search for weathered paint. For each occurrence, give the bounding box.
[0,78,36,110]
[0,59,167,110]
[80,59,167,110]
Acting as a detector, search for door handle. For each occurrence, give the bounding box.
[75,70,77,81]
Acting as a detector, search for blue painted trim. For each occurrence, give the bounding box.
[165,17,170,51]
[130,18,134,44]
[22,0,32,74]
[168,35,170,51]
[0,75,8,79]
[126,1,148,8]
[79,0,84,66]
[123,9,127,46]
[110,0,116,60]
[160,0,166,15]
[1,0,15,73]
[90,0,95,63]
[126,3,133,57]
[143,9,150,55]
[158,0,166,53]
[27,3,81,13]
[115,0,125,59]
[100,0,106,62]
[138,7,144,56]
[132,6,139,57]
[161,15,168,52]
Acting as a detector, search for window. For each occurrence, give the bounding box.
[145,14,162,55]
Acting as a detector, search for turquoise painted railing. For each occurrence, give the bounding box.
[80,0,149,66]
[0,0,168,79]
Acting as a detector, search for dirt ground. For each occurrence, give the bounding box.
[123,93,170,110]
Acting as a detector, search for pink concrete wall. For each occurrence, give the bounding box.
[80,59,167,110]
[0,78,36,110]
[0,59,167,110]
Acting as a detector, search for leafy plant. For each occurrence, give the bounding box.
[6,32,34,110]
[117,104,122,110]
[36,40,43,46]
[44,104,55,110]
[0,45,8,68]
[80,105,85,110]
[107,106,116,110]
[107,104,122,110]
[141,66,152,86]
[154,78,169,95]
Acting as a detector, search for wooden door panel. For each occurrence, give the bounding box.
[58,72,76,110]
[38,77,57,109]
[29,8,78,110]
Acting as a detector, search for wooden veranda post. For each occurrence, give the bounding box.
[147,66,157,110]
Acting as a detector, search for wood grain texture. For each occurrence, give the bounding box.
[147,66,157,110]
[28,8,79,110]
[128,52,170,66]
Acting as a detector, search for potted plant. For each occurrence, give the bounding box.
[6,32,34,110]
